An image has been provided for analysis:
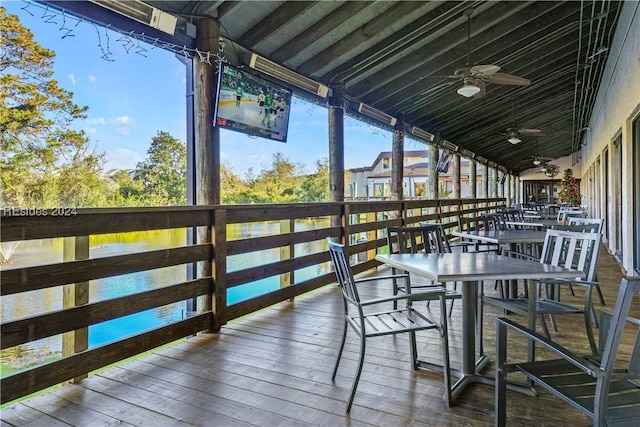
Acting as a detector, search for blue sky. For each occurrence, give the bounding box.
[5,0,427,175]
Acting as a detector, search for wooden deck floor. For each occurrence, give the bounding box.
[2,247,636,426]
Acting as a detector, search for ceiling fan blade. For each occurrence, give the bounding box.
[452,66,471,77]
[520,128,544,135]
[473,80,486,99]
[469,64,501,76]
[490,72,531,86]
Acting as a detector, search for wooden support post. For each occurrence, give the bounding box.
[429,143,439,211]
[391,114,405,201]
[469,159,477,214]
[62,235,89,383]
[194,17,220,330]
[492,167,499,199]
[212,209,227,331]
[279,219,295,302]
[453,153,461,198]
[329,83,345,234]
[482,163,489,198]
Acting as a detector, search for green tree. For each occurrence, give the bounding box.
[240,153,304,203]
[299,158,330,202]
[134,131,186,205]
[220,163,249,204]
[0,7,110,207]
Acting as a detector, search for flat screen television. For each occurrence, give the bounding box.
[214,62,292,142]
[436,150,453,173]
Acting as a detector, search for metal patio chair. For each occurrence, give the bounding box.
[484,229,602,353]
[327,239,451,412]
[386,224,463,316]
[495,277,640,427]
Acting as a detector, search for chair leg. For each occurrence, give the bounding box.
[439,294,451,407]
[345,332,366,413]
[392,268,399,310]
[584,311,597,354]
[332,319,348,380]
[539,314,551,339]
[594,283,605,306]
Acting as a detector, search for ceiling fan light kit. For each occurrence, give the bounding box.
[533,159,541,165]
[457,80,481,97]
[508,135,521,144]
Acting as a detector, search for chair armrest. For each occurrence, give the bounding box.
[354,274,408,284]
[536,278,593,288]
[501,250,539,262]
[360,289,444,307]
[496,317,604,377]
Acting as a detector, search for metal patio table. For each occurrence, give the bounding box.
[375,252,579,402]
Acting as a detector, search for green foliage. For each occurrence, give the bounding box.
[558,168,581,206]
[0,7,111,207]
[133,131,187,205]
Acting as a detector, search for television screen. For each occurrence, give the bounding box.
[436,150,453,173]
[214,63,292,142]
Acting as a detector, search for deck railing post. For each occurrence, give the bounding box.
[212,208,227,331]
[62,235,89,382]
[280,218,295,302]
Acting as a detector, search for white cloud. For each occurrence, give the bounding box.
[86,117,107,125]
[104,148,144,171]
[88,75,96,82]
[83,127,98,134]
[110,116,135,126]
[68,73,76,85]
[116,127,130,136]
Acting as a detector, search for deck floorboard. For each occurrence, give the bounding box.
[2,247,636,426]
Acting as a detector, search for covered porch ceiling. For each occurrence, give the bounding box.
[54,1,624,174]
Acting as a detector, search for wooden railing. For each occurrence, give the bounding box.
[0,198,504,403]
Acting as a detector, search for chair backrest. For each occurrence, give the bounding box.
[551,223,600,233]
[568,217,604,234]
[593,278,640,421]
[387,224,451,255]
[458,215,483,232]
[481,213,507,230]
[539,229,602,282]
[418,222,452,254]
[502,208,524,222]
[327,239,362,307]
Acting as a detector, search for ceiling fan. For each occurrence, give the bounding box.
[448,9,531,98]
[501,99,543,144]
[531,156,554,166]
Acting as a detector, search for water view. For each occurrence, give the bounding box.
[0,220,329,375]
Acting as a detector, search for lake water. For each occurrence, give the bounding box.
[0,221,329,373]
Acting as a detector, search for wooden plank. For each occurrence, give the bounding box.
[83,374,256,426]
[48,384,185,427]
[346,201,403,214]
[62,236,89,382]
[2,278,211,349]
[103,364,303,426]
[227,226,340,255]
[349,217,401,234]
[225,272,335,321]
[0,208,210,242]
[226,251,328,287]
[1,314,211,404]
[19,388,135,426]
[225,203,342,224]
[1,244,212,296]
[0,403,71,426]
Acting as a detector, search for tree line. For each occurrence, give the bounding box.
[0,8,329,208]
